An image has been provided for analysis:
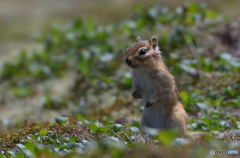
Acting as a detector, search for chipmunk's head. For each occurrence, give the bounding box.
[125,36,161,69]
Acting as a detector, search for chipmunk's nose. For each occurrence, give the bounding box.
[125,57,132,66]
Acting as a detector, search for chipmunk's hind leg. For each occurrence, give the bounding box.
[166,104,188,136]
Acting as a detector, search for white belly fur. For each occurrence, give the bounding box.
[141,105,166,129]
[133,69,167,129]
[132,69,155,103]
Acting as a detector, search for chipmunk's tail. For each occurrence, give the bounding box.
[186,131,208,143]
[174,131,208,145]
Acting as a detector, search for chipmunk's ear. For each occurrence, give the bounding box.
[149,36,158,49]
[136,36,141,42]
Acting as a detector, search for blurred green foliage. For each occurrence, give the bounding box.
[0,2,240,157]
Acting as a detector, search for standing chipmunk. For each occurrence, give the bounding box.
[125,36,188,136]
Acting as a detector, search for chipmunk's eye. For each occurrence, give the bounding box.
[139,48,147,55]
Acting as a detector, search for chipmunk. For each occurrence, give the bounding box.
[125,36,188,136]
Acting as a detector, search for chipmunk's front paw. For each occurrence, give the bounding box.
[132,90,142,99]
[145,101,154,108]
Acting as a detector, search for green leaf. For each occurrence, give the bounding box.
[55,116,69,125]
[157,130,178,145]
[180,91,189,105]
[39,129,48,136]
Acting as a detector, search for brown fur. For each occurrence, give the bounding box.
[125,36,188,136]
